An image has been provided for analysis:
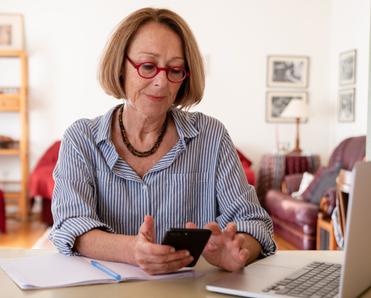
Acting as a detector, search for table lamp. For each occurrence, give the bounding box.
[281,99,308,155]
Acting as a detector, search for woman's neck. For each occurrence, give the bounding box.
[121,104,168,143]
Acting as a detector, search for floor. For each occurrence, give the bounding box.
[0,217,48,248]
[0,217,296,250]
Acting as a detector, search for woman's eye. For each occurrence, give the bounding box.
[169,68,183,74]
[169,68,185,78]
[141,63,156,72]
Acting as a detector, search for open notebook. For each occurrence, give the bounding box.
[0,253,196,290]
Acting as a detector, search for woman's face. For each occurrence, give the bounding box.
[124,22,185,118]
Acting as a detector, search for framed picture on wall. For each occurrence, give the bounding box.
[266,91,308,123]
[339,49,356,86]
[0,14,24,50]
[338,88,355,122]
[267,55,309,88]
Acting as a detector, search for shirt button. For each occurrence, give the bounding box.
[142,185,148,191]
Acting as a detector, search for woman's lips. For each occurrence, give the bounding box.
[146,94,166,101]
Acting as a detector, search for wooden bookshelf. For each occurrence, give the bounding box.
[0,148,20,156]
[0,94,21,111]
[0,50,29,221]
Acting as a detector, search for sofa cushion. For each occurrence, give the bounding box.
[302,163,341,205]
[291,172,314,198]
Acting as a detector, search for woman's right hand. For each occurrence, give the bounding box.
[132,215,193,275]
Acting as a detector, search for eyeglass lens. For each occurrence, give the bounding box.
[138,63,186,82]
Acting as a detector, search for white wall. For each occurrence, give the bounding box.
[328,0,370,150]
[368,6,371,160]
[0,0,368,182]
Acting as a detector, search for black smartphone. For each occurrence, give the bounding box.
[161,228,212,267]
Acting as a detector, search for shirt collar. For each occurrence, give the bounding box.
[96,105,119,144]
[170,107,199,141]
[96,104,199,144]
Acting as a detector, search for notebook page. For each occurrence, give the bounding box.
[0,253,112,289]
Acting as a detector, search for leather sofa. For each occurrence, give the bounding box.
[264,136,366,249]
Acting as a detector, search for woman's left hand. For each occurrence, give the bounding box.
[186,222,262,272]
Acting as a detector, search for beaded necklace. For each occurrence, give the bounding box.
[118,104,168,158]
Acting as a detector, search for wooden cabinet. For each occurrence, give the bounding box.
[0,50,29,220]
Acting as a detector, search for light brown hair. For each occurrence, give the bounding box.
[98,7,205,109]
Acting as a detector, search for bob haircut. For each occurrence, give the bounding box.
[98,8,205,109]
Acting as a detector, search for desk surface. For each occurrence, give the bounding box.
[0,249,370,298]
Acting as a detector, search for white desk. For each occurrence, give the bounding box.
[0,249,370,298]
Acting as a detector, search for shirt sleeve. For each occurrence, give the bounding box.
[215,129,277,256]
[49,128,113,255]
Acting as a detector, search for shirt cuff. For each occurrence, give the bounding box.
[49,217,114,256]
[236,220,277,257]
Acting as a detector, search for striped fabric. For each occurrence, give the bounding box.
[50,105,276,257]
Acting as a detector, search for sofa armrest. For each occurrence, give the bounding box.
[319,187,337,218]
[281,173,303,194]
[265,189,319,226]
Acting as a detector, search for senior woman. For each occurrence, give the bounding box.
[50,7,276,275]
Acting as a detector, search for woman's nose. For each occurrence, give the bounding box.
[152,69,169,86]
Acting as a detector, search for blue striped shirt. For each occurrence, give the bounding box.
[50,105,276,256]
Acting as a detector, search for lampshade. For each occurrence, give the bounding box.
[281,100,309,119]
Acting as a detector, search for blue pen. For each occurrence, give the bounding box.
[91,260,122,281]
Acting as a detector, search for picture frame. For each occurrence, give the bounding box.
[267,55,309,88]
[266,91,308,123]
[338,88,355,122]
[0,14,24,50]
[339,49,356,86]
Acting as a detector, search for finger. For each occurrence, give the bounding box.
[234,233,246,247]
[229,234,250,264]
[204,222,222,235]
[140,255,194,275]
[185,222,197,229]
[139,249,190,265]
[138,215,155,242]
[224,222,237,239]
[204,241,218,252]
[139,242,175,256]
[204,222,222,251]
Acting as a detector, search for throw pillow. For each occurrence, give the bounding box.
[302,163,342,205]
[291,172,314,199]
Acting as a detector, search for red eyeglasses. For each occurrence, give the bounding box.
[126,56,189,83]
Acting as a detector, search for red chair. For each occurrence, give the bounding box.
[236,149,256,186]
[0,189,6,233]
[28,141,61,225]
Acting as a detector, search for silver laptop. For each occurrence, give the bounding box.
[206,161,371,298]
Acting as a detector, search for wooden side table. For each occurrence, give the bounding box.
[336,169,352,238]
[316,212,337,250]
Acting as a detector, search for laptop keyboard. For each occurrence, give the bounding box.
[263,262,341,298]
